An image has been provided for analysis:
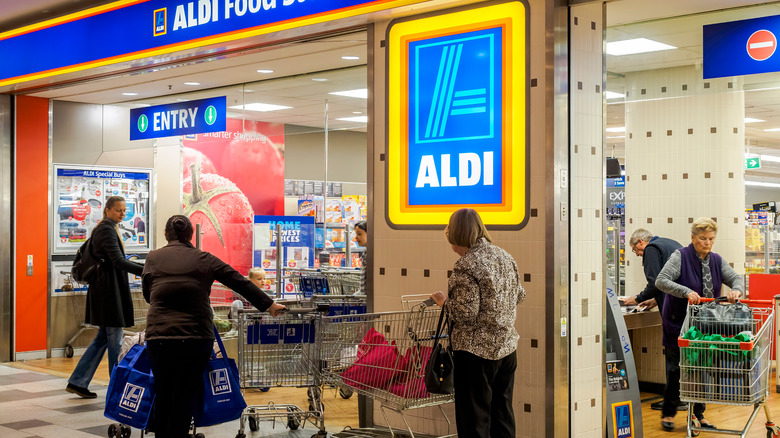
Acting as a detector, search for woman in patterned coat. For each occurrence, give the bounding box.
[430,208,525,438]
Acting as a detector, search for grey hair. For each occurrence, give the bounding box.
[629,228,653,247]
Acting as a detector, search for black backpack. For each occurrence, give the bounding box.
[71,237,103,283]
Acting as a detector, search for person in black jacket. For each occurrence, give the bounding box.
[66,196,144,398]
[623,229,684,429]
[142,215,286,437]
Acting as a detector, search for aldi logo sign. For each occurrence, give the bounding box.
[154,8,167,36]
[209,368,231,395]
[612,401,634,438]
[120,383,145,412]
[386,1,528,228]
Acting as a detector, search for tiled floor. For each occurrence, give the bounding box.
[0,364,332,438]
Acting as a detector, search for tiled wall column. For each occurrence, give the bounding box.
[569,3,604,437]
[624,65,746,305]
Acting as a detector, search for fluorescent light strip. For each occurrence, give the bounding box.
[764,128,780,132]
[606,127,626,133]
[745,117,765,123]
[761,154,780,163]
[605,91,625,99]
[746,181,780,188]
[329,89,367,99]
[229,103,291,112]
[336,116,368,123]
[606,38,676,56]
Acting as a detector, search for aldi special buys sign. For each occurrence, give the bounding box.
[0,0,431,87]
[386,1,529,228]
[130,96,226,140]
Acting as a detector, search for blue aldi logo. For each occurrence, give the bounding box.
[154,8,167,37]
[120,383,145,412]
[209,368,231,395]
[612,402,634,438]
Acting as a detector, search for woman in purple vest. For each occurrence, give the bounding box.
[655,217,743,432]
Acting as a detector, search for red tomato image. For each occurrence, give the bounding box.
[183,164,254,275]
[220,136,284,215]
[183,147,218,180]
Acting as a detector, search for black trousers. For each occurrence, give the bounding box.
[453,350,517,438]
[663,346,706,419]
[147,339,214,438]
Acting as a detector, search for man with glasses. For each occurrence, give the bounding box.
[621,229,684,420]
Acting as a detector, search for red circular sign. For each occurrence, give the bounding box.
[285,283,294,292]
[747,29,777,61]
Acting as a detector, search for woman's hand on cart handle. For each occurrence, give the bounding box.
[430,291,448,307]
[726,290,742,304]
[687,291,702,305]
[268,302,287,316]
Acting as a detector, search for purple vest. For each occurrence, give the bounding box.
[661,244,723,348]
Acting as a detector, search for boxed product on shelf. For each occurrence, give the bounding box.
[298,196,324,222]
[325,199,342,223]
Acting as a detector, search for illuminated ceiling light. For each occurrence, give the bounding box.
[606,127,626,133]
[760,154,780,163]
[337,116,368,123]
[256,69,274,74]
[764,128,780,132]
[352,111,363,114]
[606,135,626,139]
[746,181,780,187]
[312,78,328,82]
[605,91,625,99]
[342,55,360,60]
[122,92,139,96]
[606,38,676,56]
[229,103,292,112]
[184,82,200,86]
[329,89,368,99]
[745,117,765,123]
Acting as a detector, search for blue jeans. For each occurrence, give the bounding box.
[68,326,123,388]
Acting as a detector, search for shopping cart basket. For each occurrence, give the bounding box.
[678,298,779,437]
[319,303,455,438]
[236,307,329,438]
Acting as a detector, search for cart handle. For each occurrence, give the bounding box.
[696,297,773,305]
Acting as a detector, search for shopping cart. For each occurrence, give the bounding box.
[678,298,779,437]
[319,303,455,438]
[288,268,363,297]
[235,307,329,438]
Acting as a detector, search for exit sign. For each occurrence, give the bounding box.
[746,157,761,169]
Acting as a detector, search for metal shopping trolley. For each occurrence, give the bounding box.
[319,303,455,438]
[236,307,329,438]
[678,298,779,437]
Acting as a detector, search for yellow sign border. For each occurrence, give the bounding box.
[611,401,634,438]
[386,1,528,228]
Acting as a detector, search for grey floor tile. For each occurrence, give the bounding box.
[0,419,52,430]
[15,424,104,438]
[0,425,41,437]
[0,389,67,402]
[54,402,105,414]
[0,373,61,386]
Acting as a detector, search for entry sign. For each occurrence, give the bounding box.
[130,96,226,140]
[746,156,762,170]
[386,1,528,228]
[704,15,780,79]
[612,401,634,438]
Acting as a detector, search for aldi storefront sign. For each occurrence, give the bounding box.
[386,1,528,228]
[130,96,226,140]
[704,14,780,78]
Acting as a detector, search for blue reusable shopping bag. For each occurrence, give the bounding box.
[104,343,155,429]
[195,326,247,427]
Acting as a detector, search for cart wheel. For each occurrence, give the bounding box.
[767,430,780,438]
[119,425,131,438]
[260,386,270,392]
[65,344,74,358]
[287,406,301,430]
[236,434,246,438]
[194,434,205,438]
[248,416,259,432]
[338,386,353,399]
[107,423,119,437]
[311,430,328,438]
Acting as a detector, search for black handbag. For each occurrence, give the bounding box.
[691,297,754,336]
[71,237,103,283]
[424,308,454,395]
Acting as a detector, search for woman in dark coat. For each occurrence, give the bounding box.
[67,196,144,398]
[143,215,286,437]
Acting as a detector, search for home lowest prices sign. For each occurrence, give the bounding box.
[386,1,528,228]
[253,215,315,296]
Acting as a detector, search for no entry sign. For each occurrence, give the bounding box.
[747,29,777,61]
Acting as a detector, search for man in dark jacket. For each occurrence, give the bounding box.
[623,229,683,416]
[67,196,144,398]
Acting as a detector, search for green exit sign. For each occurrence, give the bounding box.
[746,157,761,169]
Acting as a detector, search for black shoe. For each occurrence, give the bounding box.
[698,419,717,429]
[651,400,664,410]
[66,383,97,399]
[661,419,675,431]
[677,402,689,411]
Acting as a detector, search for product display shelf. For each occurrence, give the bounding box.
[745,224,780,275]
[606,219,626,295]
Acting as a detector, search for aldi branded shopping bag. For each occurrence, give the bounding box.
[195,326,247,427]
[104,343,155,429]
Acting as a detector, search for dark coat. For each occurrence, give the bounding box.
[84,219,144,327]
[636,236,682,311]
